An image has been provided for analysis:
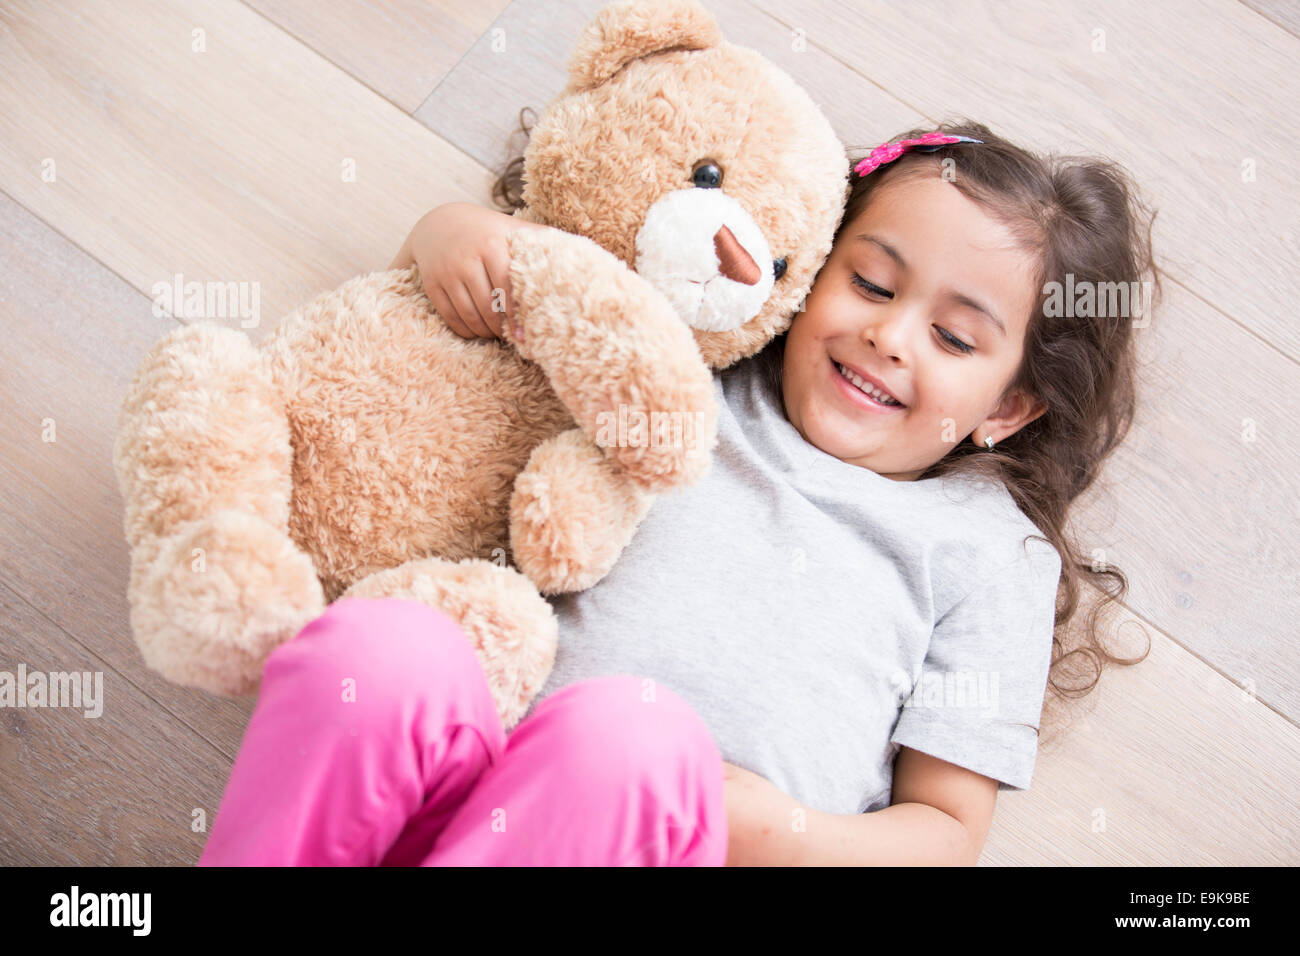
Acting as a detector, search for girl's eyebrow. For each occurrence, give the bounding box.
[853,232,905,267]
[947,291,1007,337]
[854,232,1007,337]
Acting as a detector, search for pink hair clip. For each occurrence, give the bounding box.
[853,132,983,177]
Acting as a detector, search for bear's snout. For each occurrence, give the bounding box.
[634,187,775,334]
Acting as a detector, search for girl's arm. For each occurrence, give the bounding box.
[723,749,996,866]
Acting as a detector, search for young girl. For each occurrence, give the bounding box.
[198,121,1155,868]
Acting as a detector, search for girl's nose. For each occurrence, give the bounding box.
[860,308,910,363]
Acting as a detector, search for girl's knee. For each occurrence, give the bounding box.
[271,596,482,705]
[544,675,719,774]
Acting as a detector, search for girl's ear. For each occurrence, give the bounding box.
[985,389,1048,441]
[563,0,722,95]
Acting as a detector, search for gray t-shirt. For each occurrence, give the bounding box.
[522,351,1062,815]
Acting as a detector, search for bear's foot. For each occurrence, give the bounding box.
[128,509,326,697]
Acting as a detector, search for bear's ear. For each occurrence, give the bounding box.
[563,0,722,95]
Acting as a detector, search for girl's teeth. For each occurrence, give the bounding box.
[837,362,900,406]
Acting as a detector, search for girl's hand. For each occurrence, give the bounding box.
[389,202,549,340]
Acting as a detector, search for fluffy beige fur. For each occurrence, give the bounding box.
[112,0,850,729]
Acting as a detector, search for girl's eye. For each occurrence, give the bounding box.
[937,328,976,354]
[851,273,893,299]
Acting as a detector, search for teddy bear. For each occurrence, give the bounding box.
[112,0,850,730]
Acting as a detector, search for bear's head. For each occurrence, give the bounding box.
[513,0,850,369]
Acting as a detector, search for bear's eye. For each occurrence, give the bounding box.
[773,257,788,281]
[691,160,722,189]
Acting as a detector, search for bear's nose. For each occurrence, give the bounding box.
[713,224,762,286]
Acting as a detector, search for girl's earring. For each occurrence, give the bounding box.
[983,434,996,451]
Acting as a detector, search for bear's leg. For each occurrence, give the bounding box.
[508,427,655,596]
[127,510,325,696]
[340,557,557,733]
[114,322,324,695]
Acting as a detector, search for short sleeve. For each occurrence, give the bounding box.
[888,536,1061,793]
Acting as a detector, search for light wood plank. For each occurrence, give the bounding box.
[0,192,257,752]
[1058,278,1300,721]
[1241,0,1300,39]
[244,0,512,113]
[754,0,1300,359]
[0,580,234,864]
[416,0,926,186]
[988,592,1300,865]
[0,0,496,339]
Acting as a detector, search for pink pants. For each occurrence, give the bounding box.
[197,596,728,866]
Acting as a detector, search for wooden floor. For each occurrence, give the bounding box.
[1,0,1296,865]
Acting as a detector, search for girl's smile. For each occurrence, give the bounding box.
[830,357,906,411]
[781,166,1047,481]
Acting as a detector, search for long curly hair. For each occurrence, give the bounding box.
[491,113,1159,736]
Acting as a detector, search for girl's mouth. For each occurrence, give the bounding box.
[830,357,905,412]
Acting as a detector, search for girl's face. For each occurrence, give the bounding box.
[781,167,1047,481]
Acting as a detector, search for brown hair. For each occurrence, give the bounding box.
[490,107,537,213]
[491,115,1156,735]
[774,120,1159,732]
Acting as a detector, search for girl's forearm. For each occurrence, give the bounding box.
[800,802,976,866]
[723,764,816,866]
[725,767,974,866]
